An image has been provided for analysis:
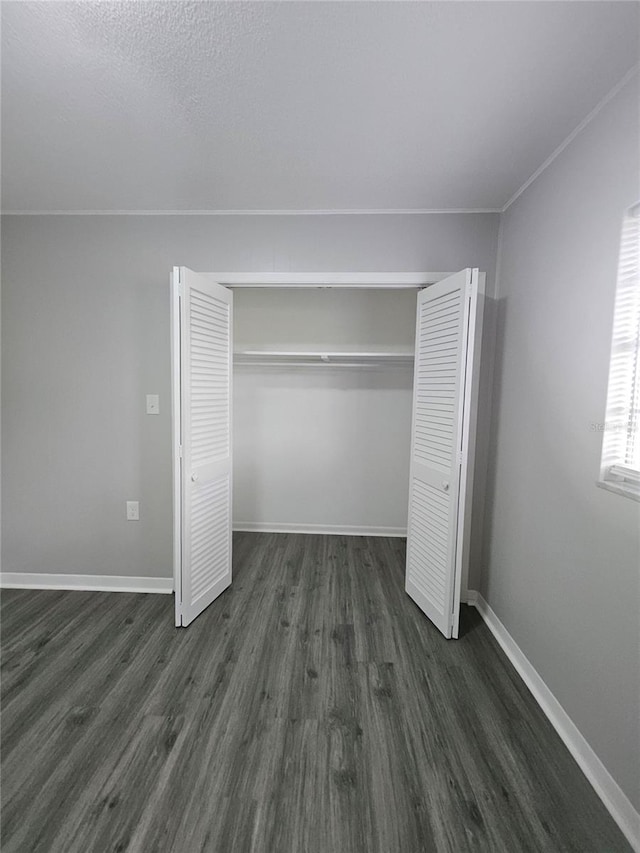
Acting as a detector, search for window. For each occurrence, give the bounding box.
[599,203,640,500]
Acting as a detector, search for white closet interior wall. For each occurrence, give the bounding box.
[232,287,417,534]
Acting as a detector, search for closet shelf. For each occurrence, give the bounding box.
[233,350,414,367]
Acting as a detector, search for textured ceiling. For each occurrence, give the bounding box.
[2,1,638,212]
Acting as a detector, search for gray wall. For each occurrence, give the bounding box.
[483,76,640,809]
[1,212,498,580]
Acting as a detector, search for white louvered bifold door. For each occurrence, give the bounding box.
[172,267,233,627]
[406,269,482,639]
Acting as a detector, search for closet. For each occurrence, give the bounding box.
[171,269,484,640]
[233,286,417,538]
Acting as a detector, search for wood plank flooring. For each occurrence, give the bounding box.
[1,533,632,852]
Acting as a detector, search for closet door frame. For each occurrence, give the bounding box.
[455,271,485,611]
[172,270,478,622]
[193,272,453,289]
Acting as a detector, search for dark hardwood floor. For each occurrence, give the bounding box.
[1,533,632,852]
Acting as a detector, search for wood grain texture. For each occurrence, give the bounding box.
[1,533,632,853]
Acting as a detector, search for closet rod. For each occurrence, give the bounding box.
[233,351,414,367]
[225,284,424,290]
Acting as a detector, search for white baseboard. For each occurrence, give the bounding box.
[469,590,640,852]
[233,522,407,537]
[0,573,173,594]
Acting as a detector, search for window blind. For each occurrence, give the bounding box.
[601,203,640,494]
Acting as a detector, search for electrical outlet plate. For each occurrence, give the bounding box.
[126,501,139,521]
[146,394,160,415]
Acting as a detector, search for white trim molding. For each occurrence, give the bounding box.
[1,208,501,216]
[502,63,640,213]
[233,522,407,538]
[469,591,640,852]
[0,573,173,594]
[3,66,637,221]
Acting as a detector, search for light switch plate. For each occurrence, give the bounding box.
[146,394,160,415]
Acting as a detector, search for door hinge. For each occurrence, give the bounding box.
[178,444,183,457]
[457,450,463,466]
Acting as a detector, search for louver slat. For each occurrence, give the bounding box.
[189,289,230,464]
[407,479,450,611]
[413,292,460,471]
[190,476,231,600]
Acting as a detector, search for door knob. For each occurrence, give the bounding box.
[191,473,199,482]
[442,481,449,492]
